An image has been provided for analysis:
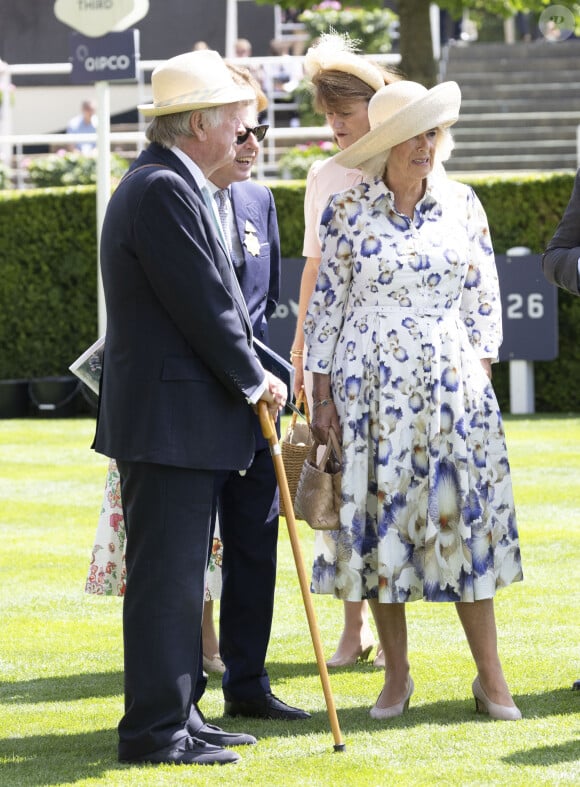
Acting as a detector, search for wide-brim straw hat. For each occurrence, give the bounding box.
[335,80,461,169]
[138,50,255,116]
[303,31,387,92]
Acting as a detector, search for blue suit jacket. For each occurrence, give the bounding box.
[543,168,580,296]
[230,179,280,345]
[94,143,265,471]
[230,179,281,447]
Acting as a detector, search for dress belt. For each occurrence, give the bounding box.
[348,304,460,319]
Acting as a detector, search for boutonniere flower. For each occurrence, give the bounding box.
[243,221,260,256]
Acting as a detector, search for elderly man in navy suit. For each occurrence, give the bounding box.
[93,50,287,767]
[203,66,310,722]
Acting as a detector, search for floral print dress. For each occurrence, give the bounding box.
[304,175,522,604]
[85,458,223,598]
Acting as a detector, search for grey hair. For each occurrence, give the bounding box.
[359,127,455,178]
[145,103,245,148]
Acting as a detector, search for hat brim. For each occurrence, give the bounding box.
[335,82,461,170]
[138,84,256,117]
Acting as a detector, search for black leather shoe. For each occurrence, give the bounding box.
[119,735,240,766]
[188,704,257,746]
[224,693,311,720]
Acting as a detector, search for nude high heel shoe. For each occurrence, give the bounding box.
[326,642,375,668]
[203,653,226,675]
[370,677,414,719]
[472,676,522,721]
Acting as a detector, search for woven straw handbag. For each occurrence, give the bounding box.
[294,426,342,531]
[280,390,313,518]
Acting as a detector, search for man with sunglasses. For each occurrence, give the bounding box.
[198,66,310,721]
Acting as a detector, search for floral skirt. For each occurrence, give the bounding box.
[85,458,223,598]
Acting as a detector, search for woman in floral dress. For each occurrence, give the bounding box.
[290,31,402,670]
[304,80,523,721]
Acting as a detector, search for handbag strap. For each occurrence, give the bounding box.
[291,389,311,428]
[327,426,342,463]
[310,425,342,468]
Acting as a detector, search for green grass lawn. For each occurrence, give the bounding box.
[0,415,579,786]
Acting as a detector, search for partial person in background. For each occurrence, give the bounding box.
[86,459,226,674]
[305,79,523,722]
[543,168,580,296]
[234,37,267,108]
[235,37,254,58]
[289,32,401,670]
[93,49,287,767]
[542,168,580,692]
[66,99,97,153]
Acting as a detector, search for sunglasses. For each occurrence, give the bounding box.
[236,124,269,144]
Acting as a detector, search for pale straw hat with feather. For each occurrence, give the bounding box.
[335,80,461,170]
[138,50,255,116]
[303,31,388,91]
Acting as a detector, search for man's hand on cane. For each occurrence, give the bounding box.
[256,372,287,419]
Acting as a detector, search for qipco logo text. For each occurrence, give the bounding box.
[84,54,131,73]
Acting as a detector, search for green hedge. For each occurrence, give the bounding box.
[460,173,580,412]
[0,186,98,380]
[1,173,579,412]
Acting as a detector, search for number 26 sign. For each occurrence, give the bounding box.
[495,253,558,362]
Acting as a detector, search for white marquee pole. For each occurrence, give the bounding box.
[96,79,111,337]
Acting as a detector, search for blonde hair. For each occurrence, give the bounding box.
[227,63,268,113]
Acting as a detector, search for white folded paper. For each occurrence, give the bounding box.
[69,335,105,395]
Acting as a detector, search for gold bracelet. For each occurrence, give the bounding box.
[290,348,303,358]
[312,398,333,409]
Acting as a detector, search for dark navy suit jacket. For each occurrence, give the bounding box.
[230,179,281,448]
[94,143,265,470]
[543,168,580,296]
[231,179,280,340]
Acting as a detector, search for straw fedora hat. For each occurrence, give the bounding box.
[335,80,461,170]
[138,50,255,117]
[303,31,387,92]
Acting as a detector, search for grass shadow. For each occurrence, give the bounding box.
[503,738,580,766]
[0,728,121,786]
[206,685,580,739]
[0,684,578,783]
[0,671,123,704]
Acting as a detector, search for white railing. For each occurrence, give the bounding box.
[0,125,335,187]
[0,52,401,185]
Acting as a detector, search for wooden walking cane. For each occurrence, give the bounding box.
[258,401,346,753]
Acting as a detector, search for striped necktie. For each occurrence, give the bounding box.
[200,185,252,333]
[214,188,234,257]
[201,185,225,246]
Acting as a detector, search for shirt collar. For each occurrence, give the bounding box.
[207,182,230,198]
[370,170,444,214]
[170,145,207,193]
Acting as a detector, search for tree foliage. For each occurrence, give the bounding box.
[259,0,555,15]
[257,1,562,84]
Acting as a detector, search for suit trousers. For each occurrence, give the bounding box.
[116,459,214,759]
[216,446,279,700]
